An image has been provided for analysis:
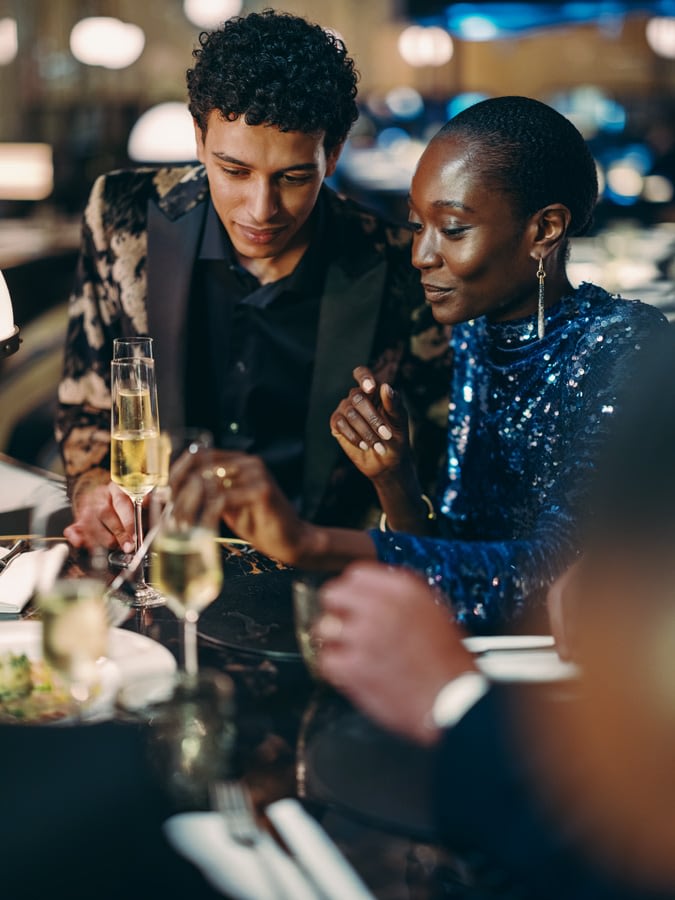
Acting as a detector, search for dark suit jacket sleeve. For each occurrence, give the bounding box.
[433,686,661,900]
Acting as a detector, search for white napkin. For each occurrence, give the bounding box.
[266,798,375,899]
[0,543,69,613]
[163,810,319,900]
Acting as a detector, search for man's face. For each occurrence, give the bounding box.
[195,113,341,282]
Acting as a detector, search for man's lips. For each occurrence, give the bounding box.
[236,223,287,244]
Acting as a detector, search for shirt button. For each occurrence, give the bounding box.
[228,422,240,434]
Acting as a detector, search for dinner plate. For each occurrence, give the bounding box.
[0,620,176,723]
[476,649,579,683]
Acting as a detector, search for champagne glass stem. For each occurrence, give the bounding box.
[133,496,144,552]
[183,610,199,677]
[130,496,149,588]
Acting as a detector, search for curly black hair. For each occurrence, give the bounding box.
[186,9,359,152]
[438,96,598,237]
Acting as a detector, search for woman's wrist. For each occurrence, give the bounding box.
[294,522,377,570]
[379,493,436,533]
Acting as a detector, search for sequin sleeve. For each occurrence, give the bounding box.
[370,296,668,633]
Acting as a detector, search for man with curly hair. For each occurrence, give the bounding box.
[56,9,450,552]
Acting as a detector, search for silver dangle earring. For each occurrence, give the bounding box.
[537,257,546,339]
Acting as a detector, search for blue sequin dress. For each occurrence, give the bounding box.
[371,283,668,633]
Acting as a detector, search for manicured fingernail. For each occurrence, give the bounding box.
[123,541,134,553]
[359,441,368,451]
[378,425,392,440]
[374,442,386,456]
[363,378,375,392]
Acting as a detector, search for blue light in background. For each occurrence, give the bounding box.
[418,2,675,38]
[446,92,490,118]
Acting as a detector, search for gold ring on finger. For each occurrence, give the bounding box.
[215,466,234,489]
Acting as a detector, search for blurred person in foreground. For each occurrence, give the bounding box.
[182,96,668,633]
[313,328,675,900]
[56,9,449,551]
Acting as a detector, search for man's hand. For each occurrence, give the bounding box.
[64,479,136,552]
[170,449,315,566]
[316,562,478,745]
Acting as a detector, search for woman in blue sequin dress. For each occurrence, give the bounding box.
[189,97,668,632]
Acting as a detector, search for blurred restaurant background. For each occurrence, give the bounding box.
[0,0,674,473]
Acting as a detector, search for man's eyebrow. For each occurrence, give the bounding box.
[211,152,320,173]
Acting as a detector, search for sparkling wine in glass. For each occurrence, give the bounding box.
[109,338,155,567]
[109,357,164,607]
[151,430,222,675]
[39,578,109,715]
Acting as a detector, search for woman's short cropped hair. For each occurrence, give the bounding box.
[438,96,598,237]
[186,9,359,152]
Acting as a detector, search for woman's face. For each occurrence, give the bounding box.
[408,135,539,326]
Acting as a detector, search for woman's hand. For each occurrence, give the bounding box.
[330,367,412,482]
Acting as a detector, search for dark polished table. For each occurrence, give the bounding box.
[0,455,525,900]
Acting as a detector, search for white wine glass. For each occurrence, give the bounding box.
[151,430,223,676]
[39,578,110,719]
[109,338,155,567]
[109,356,164,607]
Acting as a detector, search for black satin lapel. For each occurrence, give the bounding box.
[146,199,205,429]
[302,260,387,519]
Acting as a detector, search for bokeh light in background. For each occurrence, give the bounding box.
[183,0,243,29]
[128,103,196,163]
[384,86,425,120]
[0,18,17,65]
[549,86,626,140]
[69,17,145,69]
[446,92,490,119]
[646,16,675,58]
[0,144,53,200]
[398,25,453,66]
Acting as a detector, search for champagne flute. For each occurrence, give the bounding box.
[109,337,154,568]
[151,430,223,676]
[109,356,164,607]
[113,336,153,361]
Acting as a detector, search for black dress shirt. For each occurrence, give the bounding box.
[185,197,329,507]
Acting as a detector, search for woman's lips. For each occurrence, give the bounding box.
[422,283,454,301]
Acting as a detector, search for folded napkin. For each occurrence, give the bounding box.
[163,808,319,900]
[0,543,69,613]
[267,798,375,899]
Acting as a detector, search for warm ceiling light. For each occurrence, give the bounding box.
[646,16,675,59]
[70,17,145,69]
[0,143,53,200]
[128,103,197,163]
[398,26,453,68]
[0,18,17,65]
[183,0,243,29]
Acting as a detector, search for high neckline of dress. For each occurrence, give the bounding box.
[483,282,609,354]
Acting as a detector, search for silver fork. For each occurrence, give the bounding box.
[210,779,288,900]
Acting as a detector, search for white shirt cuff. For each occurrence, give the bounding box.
[430,671,489,729]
